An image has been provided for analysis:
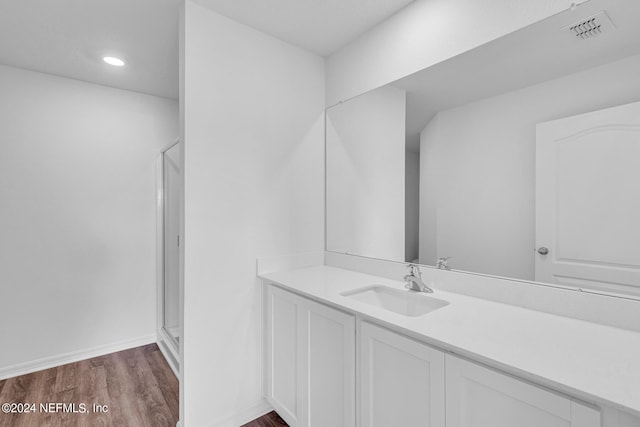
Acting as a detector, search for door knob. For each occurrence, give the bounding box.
[537,247,549,255]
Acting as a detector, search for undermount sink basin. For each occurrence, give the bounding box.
[341,285,449,317]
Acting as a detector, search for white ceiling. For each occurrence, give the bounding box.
[193,0,416,56]
[0,0,181,99]
[390,0,640,152]
[0,0,414,99]
[4,0,635,110]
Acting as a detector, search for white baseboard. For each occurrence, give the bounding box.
[211,399,273,427]
[157,329,180,378]
[166,325,180,338]
[0,333,157,380]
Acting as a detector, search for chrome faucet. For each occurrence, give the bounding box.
[436,257,452,270]
[404,264,433,293]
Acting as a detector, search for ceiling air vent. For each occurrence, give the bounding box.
[563,11,615,39]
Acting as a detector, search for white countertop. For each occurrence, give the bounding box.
[260,265,640,416]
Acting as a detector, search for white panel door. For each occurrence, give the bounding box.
[266,285,304,426]
[305,298,355,427]
[536,101,640,295]
[445,355,600,427]
[359,322,445,427]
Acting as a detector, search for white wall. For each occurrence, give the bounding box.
[326,85,406,262]
[419,115,439,266]
[0,64,178,374]
[181,2,325,426]
[326,0,567,106]
[405,150,420,262]
[419,54,640,280]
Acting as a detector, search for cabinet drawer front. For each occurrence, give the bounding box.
[445,355,600,427]
[359,322,445,427]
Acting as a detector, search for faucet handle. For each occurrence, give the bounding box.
[437,257,452,270]
[406,263,421,276]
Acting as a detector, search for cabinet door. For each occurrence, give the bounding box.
[266,285,356,427]
[265,285,304,426]
[359,322,445,427]
[445,355,601,427]
[305,298,355,427]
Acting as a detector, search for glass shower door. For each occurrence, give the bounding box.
[163,142,181,348]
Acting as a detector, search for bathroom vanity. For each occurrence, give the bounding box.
[260,264,640,427]
[254,2,640,426]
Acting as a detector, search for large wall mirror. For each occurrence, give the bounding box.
[326,0,640,298]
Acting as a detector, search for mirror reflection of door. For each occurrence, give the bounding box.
[163,142,181,345]
[535,101,640,296]
[324,1,640,299]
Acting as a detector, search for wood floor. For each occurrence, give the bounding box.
[241,411,288,427]
[0,344,178,427]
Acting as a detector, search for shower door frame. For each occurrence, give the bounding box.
[156,138,182,377]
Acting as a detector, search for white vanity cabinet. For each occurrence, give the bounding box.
[262,282,630,427]
[265,284,355,427]
[359,321,445,427]
[445,355,601,427]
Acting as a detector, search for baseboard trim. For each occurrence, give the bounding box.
[211,399,273,427]
[0,334,157,380]
[157,329,180,378]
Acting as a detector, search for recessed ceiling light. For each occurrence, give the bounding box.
[103,56,125,67]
